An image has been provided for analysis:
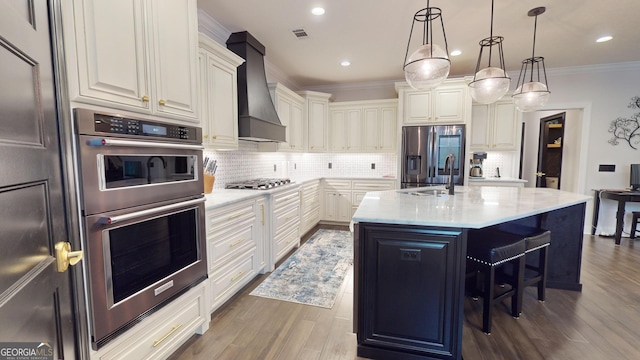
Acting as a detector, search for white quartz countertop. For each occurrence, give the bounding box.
[468,177,527,183]
[352,185,590,229]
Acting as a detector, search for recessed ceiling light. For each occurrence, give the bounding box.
[341,60,351,67]
[311,7,325,16]
[450,49,462,56]
[596,35,612,43]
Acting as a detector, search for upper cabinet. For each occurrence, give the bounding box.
[63,0,199,123]
[198,34,244,150]
[329,99,398,153]
[259,83,305,152]
[396,78,471,125]
[298,91,332,153]
[470,99,521,151]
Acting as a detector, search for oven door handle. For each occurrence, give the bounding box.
[87,138,204,151]
[98,198,205,225]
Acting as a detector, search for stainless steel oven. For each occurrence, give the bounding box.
[73,108,207,348]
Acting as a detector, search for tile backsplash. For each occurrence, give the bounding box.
[204,141,397,189]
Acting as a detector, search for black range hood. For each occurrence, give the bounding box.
[226,31,285,142]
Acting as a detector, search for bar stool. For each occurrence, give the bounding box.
[466,227,526,334]
[498,224,552,315]
[631,212,640,239]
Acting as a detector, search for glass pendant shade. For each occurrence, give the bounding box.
[469,67,510,104]
[404,44,450,90]
[513,81,549,112]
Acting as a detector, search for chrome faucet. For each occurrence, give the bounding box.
[445,154,455,195]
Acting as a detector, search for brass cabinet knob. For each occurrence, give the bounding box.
[141,95,149,102]
[159,99,166,106]
[203,135,209,139]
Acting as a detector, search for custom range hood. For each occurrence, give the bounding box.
[227,31,286,142]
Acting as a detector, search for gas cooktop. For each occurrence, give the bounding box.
[225,178,292,190]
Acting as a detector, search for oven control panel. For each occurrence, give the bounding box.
[73,108,202,144]
[93,113,197,141]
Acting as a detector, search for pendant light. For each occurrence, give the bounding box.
[468,0,510,104]
[513,7,550,112]
[403,1,450,90]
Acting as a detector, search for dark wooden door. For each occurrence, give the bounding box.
[356,223,466,360]
[0,1,78,358]
[536,112,566,188]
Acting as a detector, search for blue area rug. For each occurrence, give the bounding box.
[250,229,353,308]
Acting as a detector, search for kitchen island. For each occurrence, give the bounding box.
[352,186,589,360]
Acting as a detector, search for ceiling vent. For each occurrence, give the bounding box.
[292,28,309,39]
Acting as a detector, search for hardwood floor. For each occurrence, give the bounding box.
[170,228,640,360]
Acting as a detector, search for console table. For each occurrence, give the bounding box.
[592,189,640,245]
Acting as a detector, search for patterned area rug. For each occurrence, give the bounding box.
[250,229,353,308]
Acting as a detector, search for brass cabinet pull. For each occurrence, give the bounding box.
[159,99,166,106]
[142,95,150,102]
[153,324,182,347]
[261,204,265,225]
[228,211,245,220]
[212,135,217,139]
[203,134,209,139]
[231,271,244,282]
[229,238,245,247]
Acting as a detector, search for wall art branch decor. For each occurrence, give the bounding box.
[609,96,640,150]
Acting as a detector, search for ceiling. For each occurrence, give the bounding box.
[197,0,640,88]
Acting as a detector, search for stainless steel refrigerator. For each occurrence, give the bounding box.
[401,125,465,188]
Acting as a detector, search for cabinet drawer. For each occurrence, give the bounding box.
[210,249,257,307]
[97,284,206,360]
[352,180,396,191]
[302,181,320,193]
[206,201,255,235]
[273,188,301,210]
[323,179,351,190]
[207,219,256,273]
[275,226,299,261]
[274,204,300,235]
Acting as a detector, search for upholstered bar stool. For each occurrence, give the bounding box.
[631,212,640,239]
[498,223,551,315]
[466,227,526,334]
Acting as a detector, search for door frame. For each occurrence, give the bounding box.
[523,102,592,195]
[50,0,91,358]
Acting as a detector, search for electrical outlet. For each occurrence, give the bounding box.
[274,164,277,172]
[328,162,332,169]
[371,163,375,170]
[598,164,615,172]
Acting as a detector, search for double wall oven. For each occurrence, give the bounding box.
[73,108,207,348]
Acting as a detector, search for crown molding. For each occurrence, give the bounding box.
[198,9,231,45]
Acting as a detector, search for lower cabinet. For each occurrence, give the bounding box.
[270,186,302,267]
[91,282,208,360]
[355,223,466,360]
[205,197,264,314]
[321,179,397,223]
[300,180,321,235]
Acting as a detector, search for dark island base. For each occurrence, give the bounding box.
[354,202,586,360]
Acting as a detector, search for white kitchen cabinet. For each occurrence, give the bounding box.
[329,100,397,153]
[270,186,301,267]
[205,198,262,313]
[329,106,363,152]
[470,99,521,151]
[300,180,321,235]
[363,100,398,152]
[63,0,200,123]
[259,84,305,152]
[396,78,471,125]
[298,91,332,152]
[90,282,208,360]
[321,179,397,223]
[198,34,244,150]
